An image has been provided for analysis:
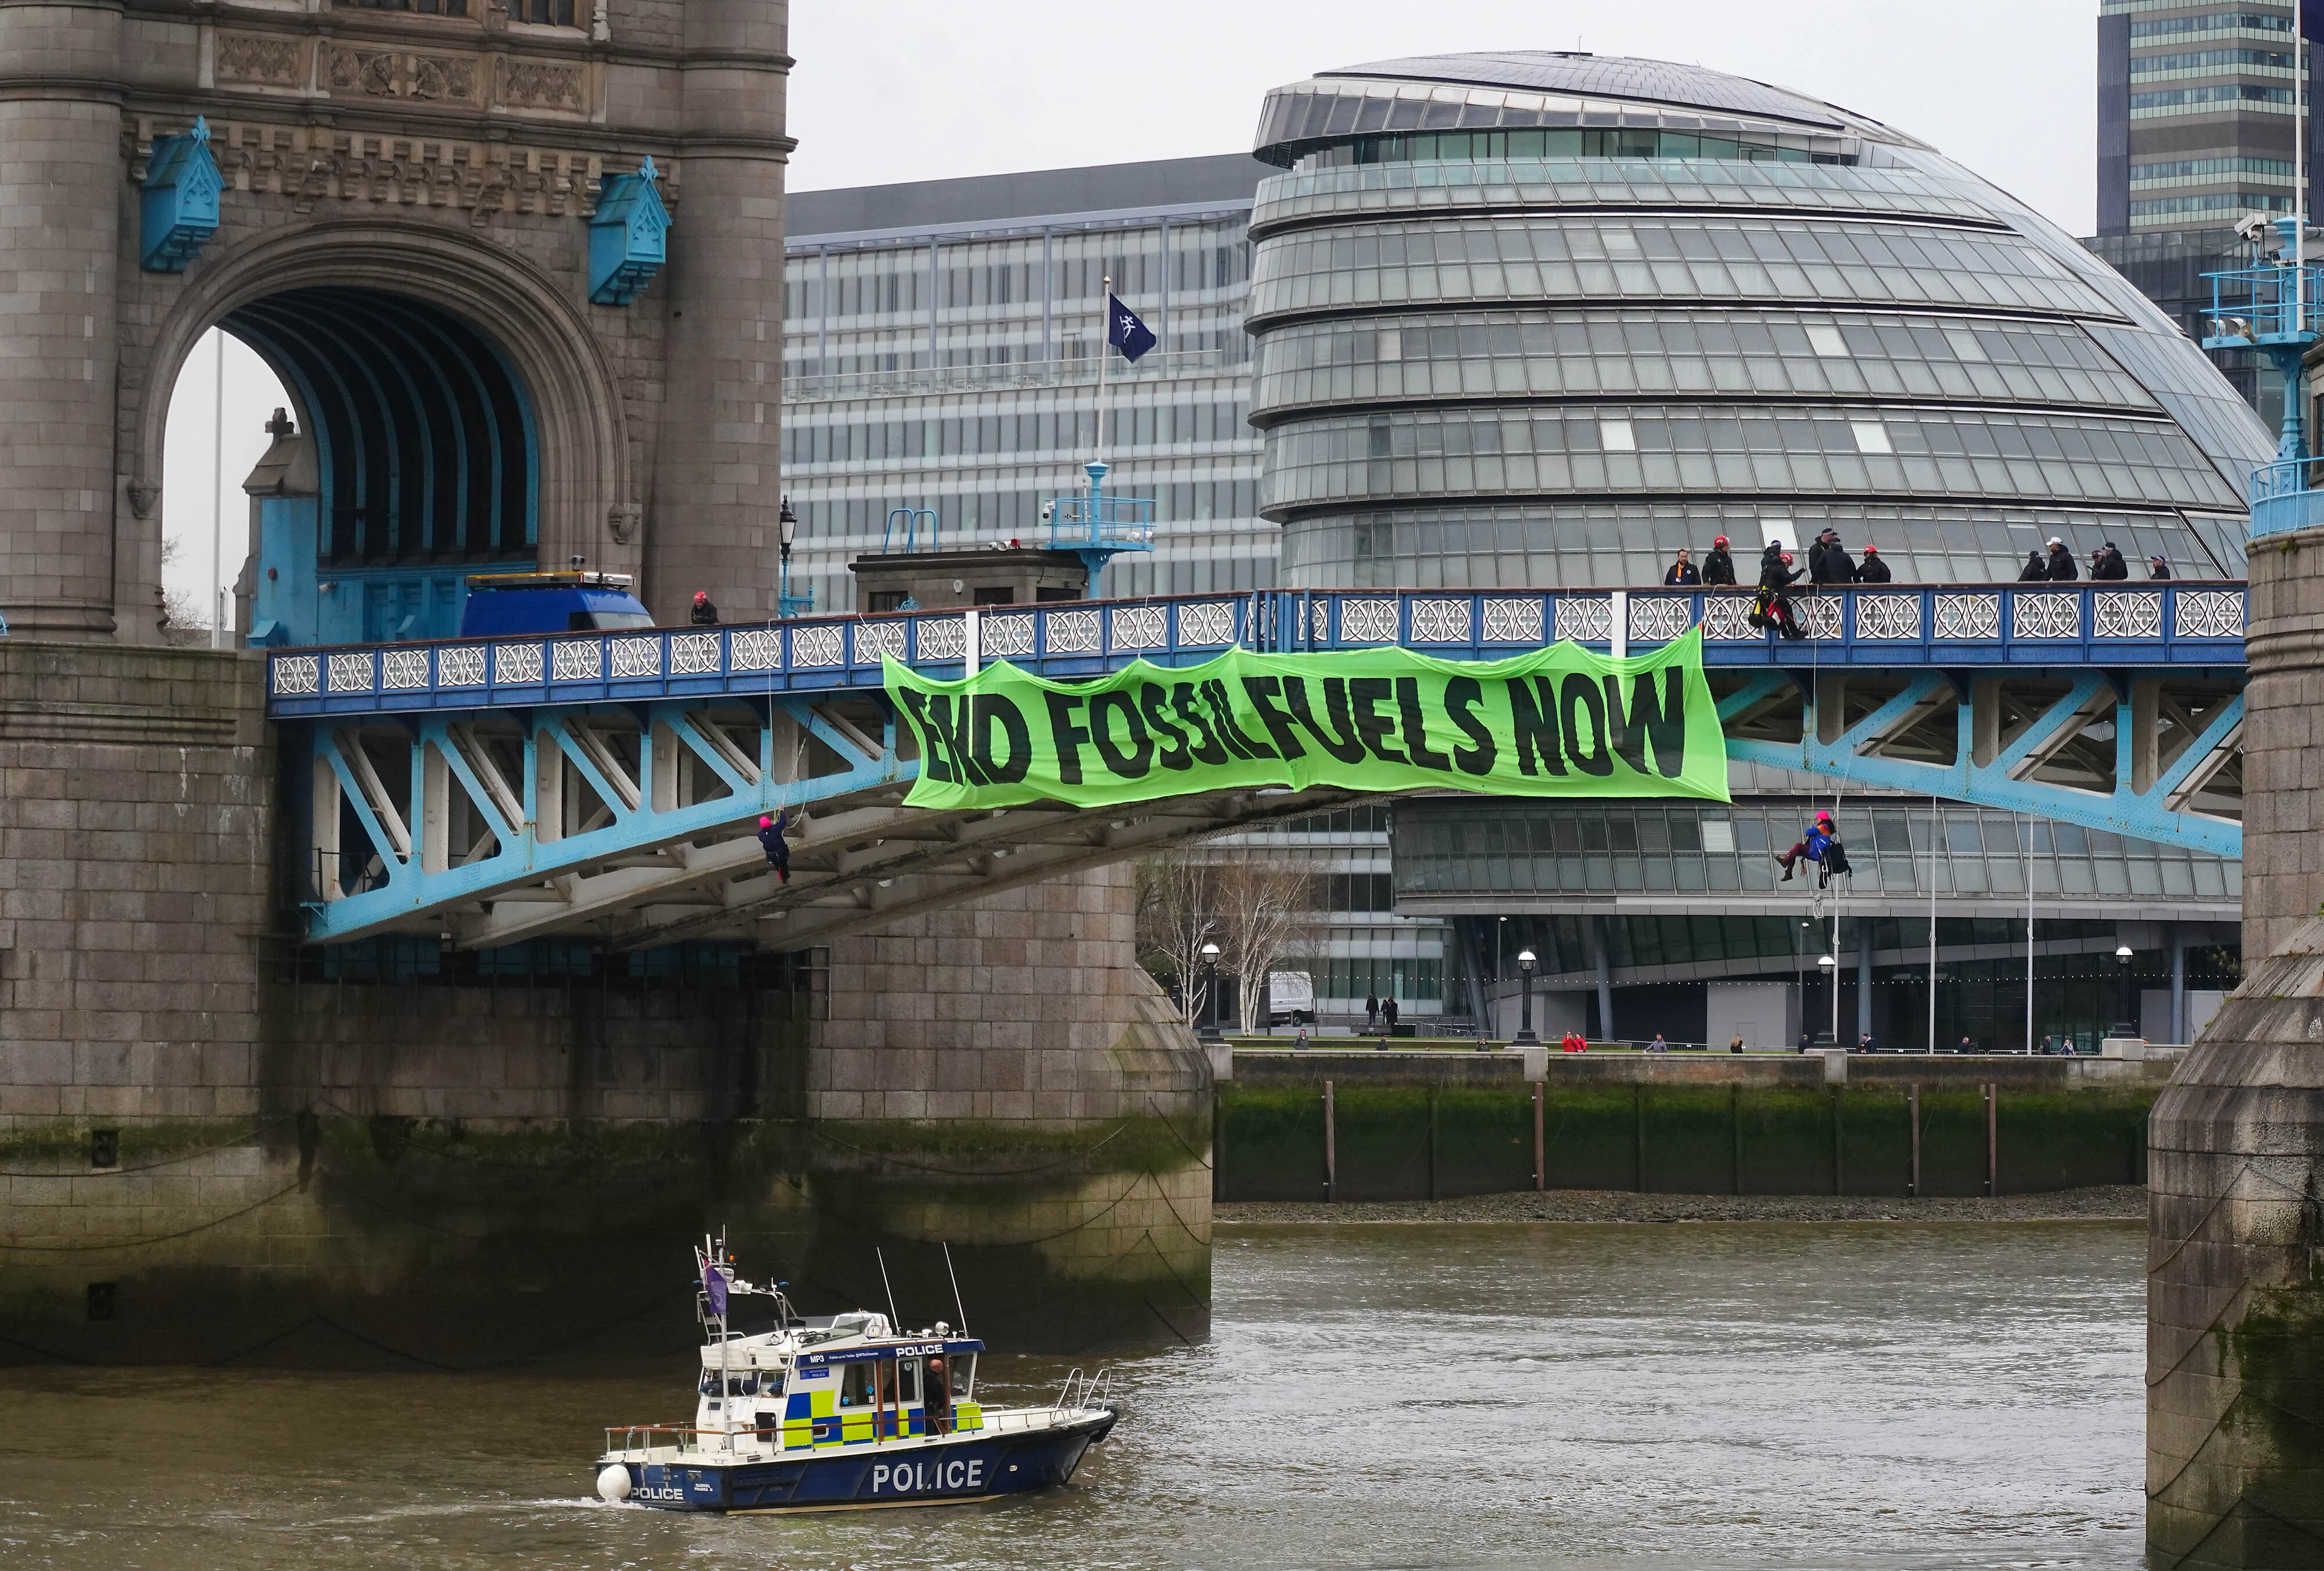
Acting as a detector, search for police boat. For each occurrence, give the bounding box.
[591,1238,1120,1513]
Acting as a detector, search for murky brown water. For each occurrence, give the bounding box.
[0,1221,2145,1570]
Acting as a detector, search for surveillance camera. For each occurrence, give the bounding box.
[2237,211,2271,242]
[1039,501,1055,523]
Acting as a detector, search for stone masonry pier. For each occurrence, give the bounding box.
[0,642,1210,1366]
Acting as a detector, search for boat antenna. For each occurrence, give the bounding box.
[942,1241,969,1335]
[875,1246,901,1330]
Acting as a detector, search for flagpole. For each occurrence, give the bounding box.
[1098,274,1111,468]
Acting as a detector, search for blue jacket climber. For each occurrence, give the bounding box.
[1777,810,1836,883]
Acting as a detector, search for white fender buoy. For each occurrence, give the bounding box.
[597,1464,634,1502]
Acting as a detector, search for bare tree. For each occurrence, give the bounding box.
[1135,847,1215,1028]
[1210,858,1322,1035]
[157,535,211,648]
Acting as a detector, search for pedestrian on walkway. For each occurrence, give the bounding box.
[2018,547,2050,582]
[1647,1032,1670,1053]
[2091,541,2129,580]
[1701,535,1737,586]
[1810,530,1856,585]
[1663,548,1700,586]
[1855,544,1892,583]
[1752,548,1803,639]
[2149,554,2172,580]
[1381,996,1400,1034]
[2045,538,2078,580]
[1364,993,1379,1034]
[690,590,721,625]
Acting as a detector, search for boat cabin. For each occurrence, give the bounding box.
[694,1312,985,1455]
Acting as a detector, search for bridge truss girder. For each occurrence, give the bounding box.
[300,695,1373,953]
[1717,666,2243,856]
[297,665,2244,952]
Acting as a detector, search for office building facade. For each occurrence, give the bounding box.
[2089,0,2320,422]
[780,157,1274,614]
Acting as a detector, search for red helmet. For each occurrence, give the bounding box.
[758,815,773,828]
[1713,535,1729,548]
[1780,551,1794,564]
[1863,544,1878,554]
[694,591,709,602]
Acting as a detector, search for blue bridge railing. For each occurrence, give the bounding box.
[265,581,2248,721]
[2251,456,2324,538]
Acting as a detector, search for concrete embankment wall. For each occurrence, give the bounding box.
[1219,1050,2169,1202]
[0,644,1209,1366]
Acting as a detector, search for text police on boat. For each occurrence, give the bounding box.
[591,1236,1119,1513]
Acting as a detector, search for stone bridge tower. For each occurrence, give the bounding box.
[0,0,790,639]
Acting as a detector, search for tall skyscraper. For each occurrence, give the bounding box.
[2090,0,2318,424]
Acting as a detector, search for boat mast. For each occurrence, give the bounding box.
[717,1230,731,1450]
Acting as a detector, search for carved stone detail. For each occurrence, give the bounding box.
[127,114,655,221]
[216,32,304,88]
[500,58,586,113]
[324,45,482,106]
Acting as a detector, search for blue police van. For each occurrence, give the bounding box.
[458,570,655,637]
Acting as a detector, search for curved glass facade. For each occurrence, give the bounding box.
[1247,215,2115,324]
[1263,404,2240,515]
[1284,501,2245,589]
[1253,310,2160,416]
[1248,51,2275,587]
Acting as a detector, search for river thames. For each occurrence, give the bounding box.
[0,1220,2144,1570]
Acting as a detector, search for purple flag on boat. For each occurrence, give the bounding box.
[701,1255,729,1318]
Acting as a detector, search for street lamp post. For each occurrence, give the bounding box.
[777,498,813,618]
[1817,953,1838,1048]
[1196,942,1224,1044]
[1514,949,1539,1045]
[2114,943,2137,1041]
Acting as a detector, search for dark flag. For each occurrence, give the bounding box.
[1107,293,1156,363]
[701,1254,729,1319]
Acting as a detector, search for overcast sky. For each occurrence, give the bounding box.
[786,0,2099,231]
[164,1,2100,626]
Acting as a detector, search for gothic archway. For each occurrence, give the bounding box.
[129,220,634,641]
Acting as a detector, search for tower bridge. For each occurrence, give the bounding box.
[269,579,2250,953]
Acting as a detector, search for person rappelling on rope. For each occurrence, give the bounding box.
[1776,808,1853,887]
[1750,543,1805,640]
[758,810,791,882]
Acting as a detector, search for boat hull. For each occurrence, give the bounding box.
[602,1411,1116,1513]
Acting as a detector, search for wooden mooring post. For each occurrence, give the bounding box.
[1532,1081,1545,1192]
[1323,1078,1337,1204]
[1907,1082,1921,1199]
[1984,1082,1999,1197]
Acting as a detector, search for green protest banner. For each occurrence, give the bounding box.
[883,629,1730,812]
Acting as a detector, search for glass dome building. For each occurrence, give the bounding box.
[1246,51,2273,588]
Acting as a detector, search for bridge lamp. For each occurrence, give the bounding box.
[1818,953,1839,1049]
[1513,948,1539,1047]
[2114,945,2137,1041]
[1197,943,1224,1045]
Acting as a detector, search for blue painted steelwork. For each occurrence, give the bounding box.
[139,117,221,273]
[227,289,540,641]
[2250,455,2324,538]
[1723,672,2244,860]
[589,157,672,306]
[2202,233,2323,460]
[882,508,939,555]
[1046,462,1155,582]
[302,695,905,944]
[266,583,2247,721]
[271,583,2248,946]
